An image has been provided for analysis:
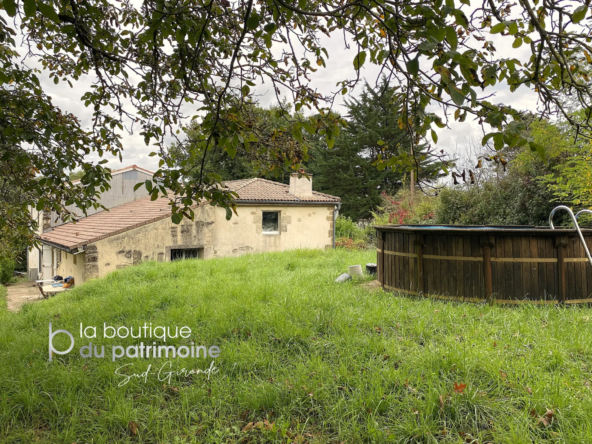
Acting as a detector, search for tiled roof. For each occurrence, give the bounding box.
[225,178,340,203]
[39,196,174,250]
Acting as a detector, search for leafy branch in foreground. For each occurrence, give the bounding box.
[1,0,592,248]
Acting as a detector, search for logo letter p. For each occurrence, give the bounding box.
[49,322,74,362]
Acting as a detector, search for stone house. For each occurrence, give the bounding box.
[29,167,341,284]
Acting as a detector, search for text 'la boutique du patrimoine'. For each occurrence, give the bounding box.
[48,323,221,362]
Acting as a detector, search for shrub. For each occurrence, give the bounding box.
[335,216,368,241]
[0,258,16,285]
[335,237,367,250]
[435,173,555,226]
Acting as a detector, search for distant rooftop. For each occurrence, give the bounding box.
[71,164,154,185]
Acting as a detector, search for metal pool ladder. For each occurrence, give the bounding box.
[549,205,592,267]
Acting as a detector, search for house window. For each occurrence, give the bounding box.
[171,248,203,261]
[262,211,280,234]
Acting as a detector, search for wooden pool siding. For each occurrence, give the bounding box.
[375,225,592,304]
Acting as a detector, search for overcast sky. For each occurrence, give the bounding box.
[14,12,541,175]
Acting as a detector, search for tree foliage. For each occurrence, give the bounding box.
[309,80,446,220]
[170,103,306,183]
[0,15,116,256]
[2,0,592,248]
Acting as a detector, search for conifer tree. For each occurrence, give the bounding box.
[309,80,445,220]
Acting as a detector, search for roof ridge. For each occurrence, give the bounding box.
[224,177,257,192]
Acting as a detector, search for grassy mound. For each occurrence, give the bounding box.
[1,249,592,443]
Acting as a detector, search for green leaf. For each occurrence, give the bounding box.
[246,14,259,30]
[490,23,506,34]
[145,179,153,192]
[23,0,37,17]
[573,5,587,24]
[512,37,523,48]
[508,21,518,36]
[353,51,366,70]
[447,84,465,106]
[292,124,303,143]
[3,0,17,17]
[482,132,499,146]
[445,26,458,49]
[529,141,546,162]
[493,133,504,150]
[263,22,277,33]
[418,40,437,52]
[133,182,143,191]
[406,58,419,76]
[171,213,183,224]
[377,140,385,146]
[431,129,438,143]
[38,1,60,23]
[225,144,237,158]
[327,137,335,149]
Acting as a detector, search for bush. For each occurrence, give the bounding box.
[370,189,438,226]
[335,216,368,241]
[335,237,367,250]
[435,173,555,226]
[0,258,16,285]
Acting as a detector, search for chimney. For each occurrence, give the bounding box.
[289,172,313,197]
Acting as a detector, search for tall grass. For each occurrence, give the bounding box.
[1,249,592,443]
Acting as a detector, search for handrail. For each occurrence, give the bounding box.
[575,209,592,224]
[549,205,592,267]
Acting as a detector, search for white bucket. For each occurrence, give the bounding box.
[348,265,363,276]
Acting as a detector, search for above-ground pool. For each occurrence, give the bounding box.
[374,225,592,304]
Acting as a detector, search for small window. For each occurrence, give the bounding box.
[262,211,280,234]
[171,248,203,261]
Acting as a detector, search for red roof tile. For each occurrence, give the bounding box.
[39,196,173,250]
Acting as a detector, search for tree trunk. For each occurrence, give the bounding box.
[410,170,415,203]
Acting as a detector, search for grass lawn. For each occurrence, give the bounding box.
[1,249,592,443]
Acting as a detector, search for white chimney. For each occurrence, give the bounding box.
[289,173,313,197]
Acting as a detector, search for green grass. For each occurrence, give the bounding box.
[0,284,6,311]
[1,249,592,443]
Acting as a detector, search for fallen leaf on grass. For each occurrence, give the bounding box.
[128,421,139,435]
[534,408,555,427]
[453,382,467,394]
[439,395,445,409]
[242,422,254,432]
[525,387,532,394]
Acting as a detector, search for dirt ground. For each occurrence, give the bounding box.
[4,281,41,312]
[360,279,383,290]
